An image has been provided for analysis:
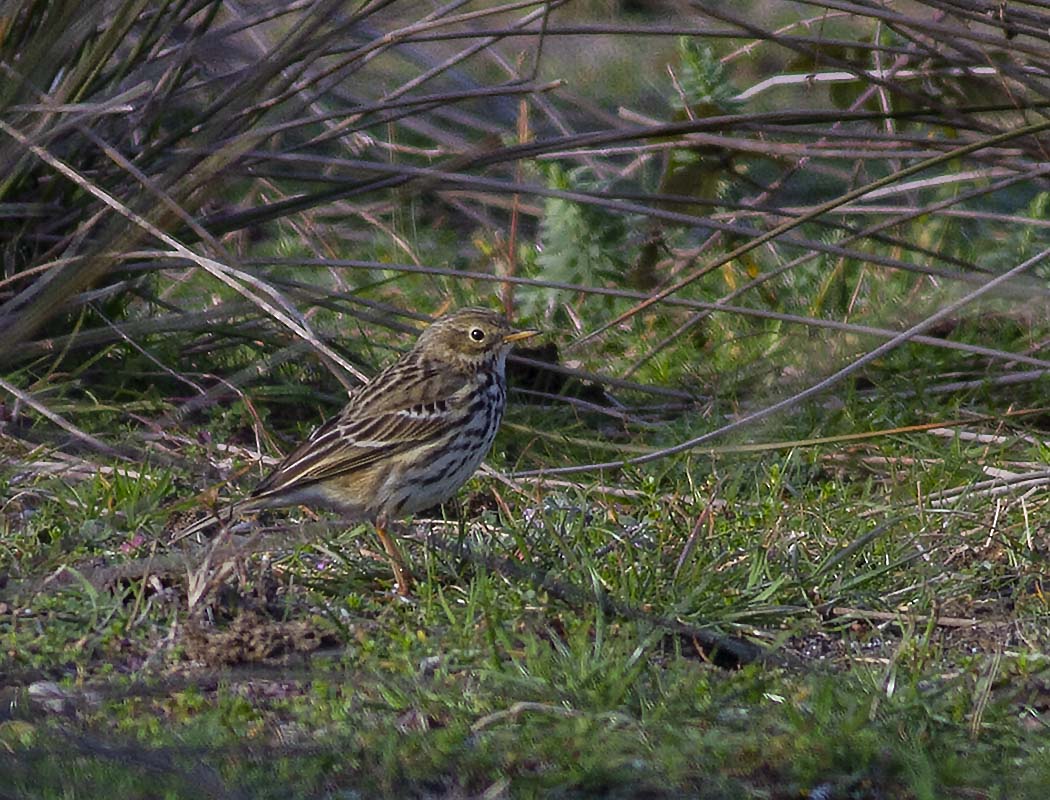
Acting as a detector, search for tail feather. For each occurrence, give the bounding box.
[169,500,256,542]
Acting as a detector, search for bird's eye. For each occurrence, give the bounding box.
[470,327,486,342]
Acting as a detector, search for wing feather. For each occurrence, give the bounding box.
[251,358,469,500]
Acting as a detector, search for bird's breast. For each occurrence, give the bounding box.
[381,378,507,517]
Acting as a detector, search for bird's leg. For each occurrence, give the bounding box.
[374,514,412,596]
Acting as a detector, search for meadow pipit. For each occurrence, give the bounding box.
[180,307,538,595]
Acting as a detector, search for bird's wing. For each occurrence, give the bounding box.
[251,361,468,499]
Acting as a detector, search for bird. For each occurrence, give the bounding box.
[177,307,539,596]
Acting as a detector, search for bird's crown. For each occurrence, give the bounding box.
[413,308,538,365]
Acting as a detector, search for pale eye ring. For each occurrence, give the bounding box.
[470,327,486,342]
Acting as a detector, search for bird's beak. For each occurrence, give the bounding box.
[503,328,540,344]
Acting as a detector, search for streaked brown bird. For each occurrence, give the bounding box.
[179,307,538,595]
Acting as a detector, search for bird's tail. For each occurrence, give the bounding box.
[169,499,257,542]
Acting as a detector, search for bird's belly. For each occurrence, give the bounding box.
[388,417,500,516]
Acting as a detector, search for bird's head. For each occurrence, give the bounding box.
[414,307,539,371]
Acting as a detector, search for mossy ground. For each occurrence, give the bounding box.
[3,287,1049,798]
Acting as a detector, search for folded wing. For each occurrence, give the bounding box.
[251,360,467,500]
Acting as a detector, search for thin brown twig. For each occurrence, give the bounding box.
[510,245,1050,477]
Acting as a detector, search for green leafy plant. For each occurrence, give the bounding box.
[524,163,632,317]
